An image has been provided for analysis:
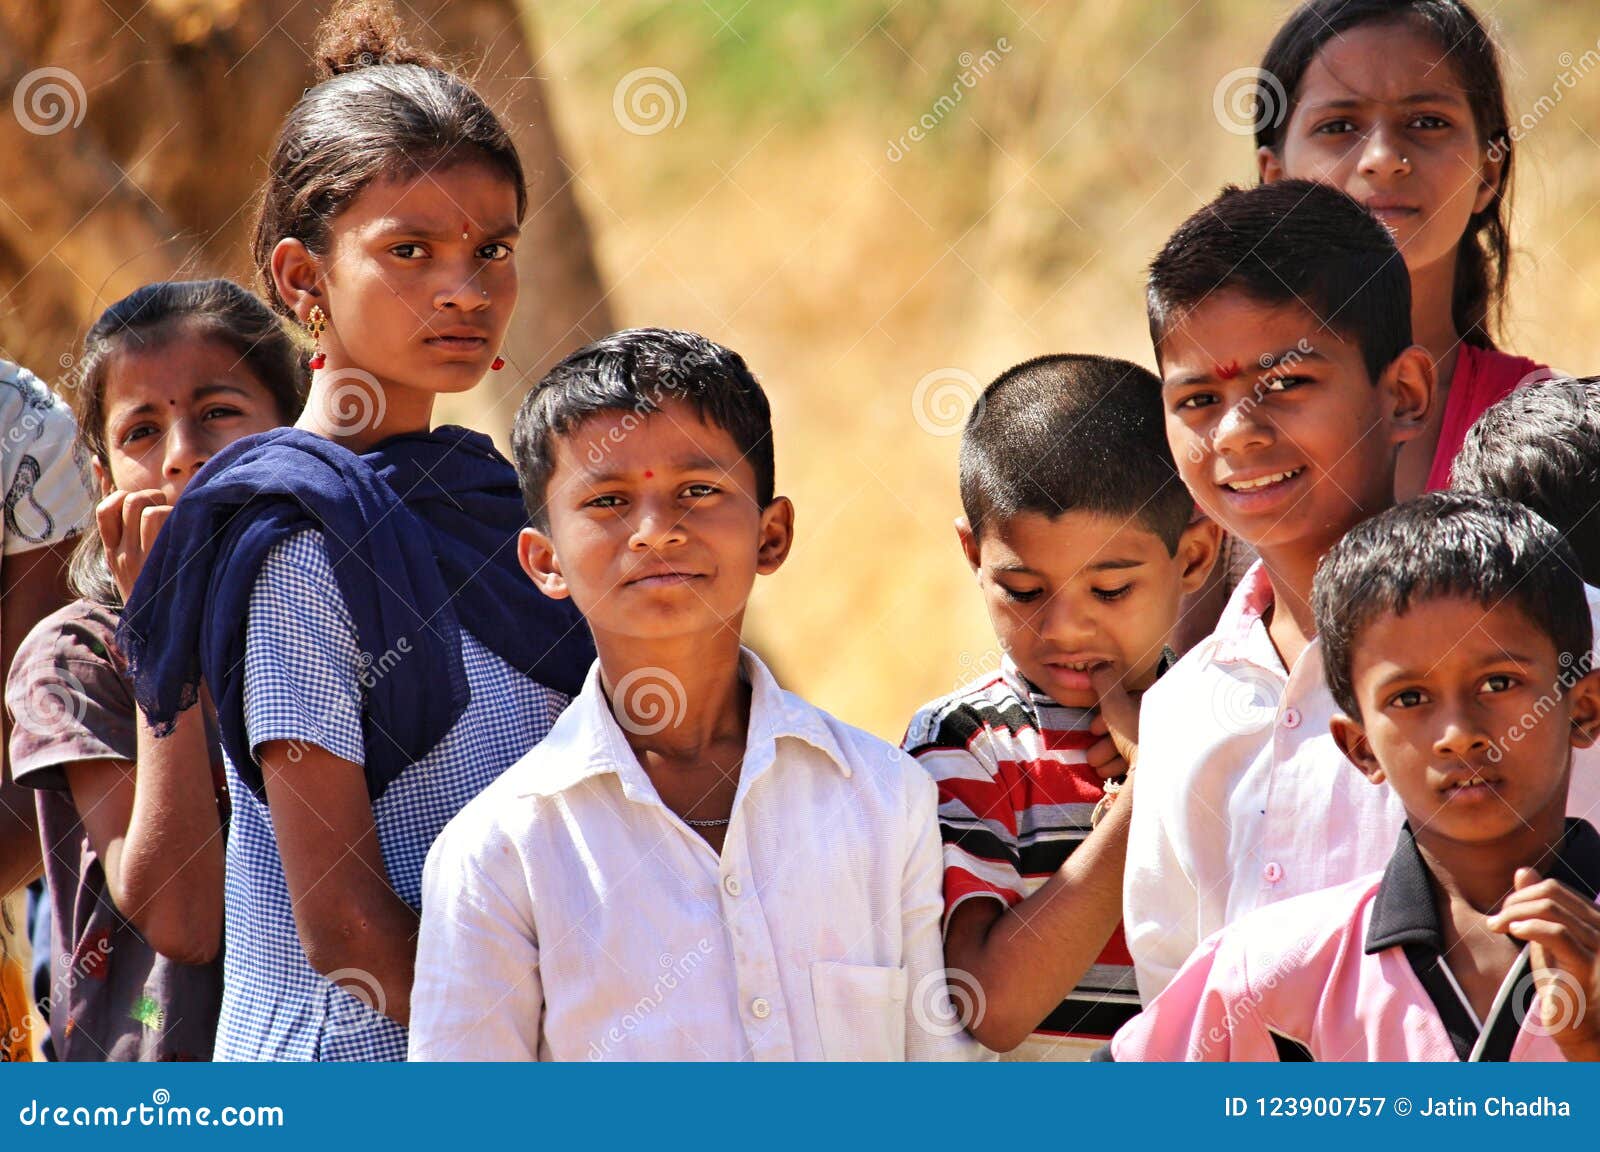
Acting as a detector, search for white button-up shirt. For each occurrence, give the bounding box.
[1124,563,1600,1003]
[409,648,984,1062]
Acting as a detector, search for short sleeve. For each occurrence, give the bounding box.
[902,710,1023,926]
[5,603,136,791]
[0,362,94,555]
[242,529,365,766]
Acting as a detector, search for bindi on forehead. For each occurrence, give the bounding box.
[1215,360,1242,380]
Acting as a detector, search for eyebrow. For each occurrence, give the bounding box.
[578,456,730,486]
[992,557,1149,575]
[372,219,522,240]
[1302,91,1467,112]
[1165,348,1329,390]
[111,382,257,421]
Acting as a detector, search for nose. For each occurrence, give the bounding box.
[1210,396,1273,457]
[163,418,208,480]
[1037,591,1097,651]
[628,496,688,552]
[1432,699,1492,761]
[433,258,491,312]
[1357,123,1410,180]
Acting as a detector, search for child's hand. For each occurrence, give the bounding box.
[1086,665,1142,779]
[97,488,171,602]
[1486,867,1600,1061]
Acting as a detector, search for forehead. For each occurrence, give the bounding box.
[104,337,267,409]
[551,399,757,485]
[980,507,1169,568]
[1158,292,1359,382]
[337,160,519,233]
[1297,19,1470,108]
[1350,594,1553,677]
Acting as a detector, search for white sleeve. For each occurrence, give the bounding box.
[899,761,991,1061]
[1124,677,1204,1004]
[409,808,544,1061]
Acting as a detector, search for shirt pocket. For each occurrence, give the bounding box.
[809,962,907,1061]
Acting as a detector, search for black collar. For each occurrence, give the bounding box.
[1366,818,1600,955]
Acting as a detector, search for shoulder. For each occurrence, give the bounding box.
[902,670,1029,759]
[14,599,121,670]
[1463,345,1548,403]
[1224,873,1381,980]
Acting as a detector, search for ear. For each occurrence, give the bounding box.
[91,457,113,498]
[1473,140,1506,217]
[1257,145,1285,185]
[517,525,570,600]
[1567,667,1600,750]
[270,236,325,325]
[1330,712,1386,785]
[956,515,981,575]
[755,496,795,576]
[1378,345,1435,447]
[1175,515,1222,594]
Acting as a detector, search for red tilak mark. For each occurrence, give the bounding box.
[461,221,471,239]
[1215,360,1243,380]
[643,470,654,479]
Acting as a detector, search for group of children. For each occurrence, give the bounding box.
[2,0,1599,1062]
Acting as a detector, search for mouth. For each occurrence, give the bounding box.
[626,569,705,589]
[1040,657,1115,690]
[424,329,490,353]
[1219,467,1304,493]
[1438,768,1502,801]
[1364,202,1421,228]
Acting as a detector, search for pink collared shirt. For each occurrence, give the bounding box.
[1125,562,1600,1001]
[1110,820,1600,1061]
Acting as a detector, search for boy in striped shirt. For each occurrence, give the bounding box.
[902,354,1219,1059]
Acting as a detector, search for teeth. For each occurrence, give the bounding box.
[1227,470,1299,492]
[1450,776,1488,790]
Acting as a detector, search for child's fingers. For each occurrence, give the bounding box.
[1083,734,1128,781]
[95,491,126,550]
[1089,665,1141,740]
[1502,918,1597,977]
[119,490,166,539]
[1488,880,1600,939]
[139,504,171,556]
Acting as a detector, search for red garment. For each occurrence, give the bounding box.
[1426,344,1549,492]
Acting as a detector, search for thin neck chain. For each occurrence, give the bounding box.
[683,815,731,828]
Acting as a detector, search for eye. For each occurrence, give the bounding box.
[681,483,720,498]
[119,423,159,447]
[390,242,428,260]
[585,494,625,509]
[478,242,513,261]
[1409,114,1451,131]
[1480,673,1517,694]
[1174,392,1216,411]
[202,405,244,421]
[1093,584,1132,602]
[999,585,1042,604]
[1259,374,1309,394]
[1312,118,1357,136]
[1389,688,1427,709]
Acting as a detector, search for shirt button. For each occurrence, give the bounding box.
[1282,707,1302,729]
[1263,861,1284,884]
[751,997,771,1020]
[723,874,742,898]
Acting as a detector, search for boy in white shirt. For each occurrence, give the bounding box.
[409,328,980,1061]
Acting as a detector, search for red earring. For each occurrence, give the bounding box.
[491,356,506,371]
[306,304,327,370]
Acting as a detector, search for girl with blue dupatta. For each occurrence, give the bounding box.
[117,2,594,1061]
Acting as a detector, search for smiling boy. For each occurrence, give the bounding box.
[1106,494,1600,1061]
[408,328,980,1061]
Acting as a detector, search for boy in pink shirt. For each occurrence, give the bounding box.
[1107,493,1600,1061]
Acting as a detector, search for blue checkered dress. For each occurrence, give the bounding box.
[216,529,571,1061]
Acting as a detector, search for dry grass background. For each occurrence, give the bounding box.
[500,0,1600,742]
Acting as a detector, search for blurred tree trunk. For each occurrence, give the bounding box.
[0,0,610,441]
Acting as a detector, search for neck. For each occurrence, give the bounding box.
[296,364,436,454]
[592,623,752,764]
[1419,800,1569,916]
[1409,253,1463,386]
[1257,546,1328,667]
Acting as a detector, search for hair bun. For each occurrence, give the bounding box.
[312,0,445,81]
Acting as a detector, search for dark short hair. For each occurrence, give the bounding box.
[1313,491,1592,718]
[1256,0,1513,349]
[512,328,775,530]
[1147,180,1411,385]
[958,353,1193,551]
[1451,376,1600,588]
